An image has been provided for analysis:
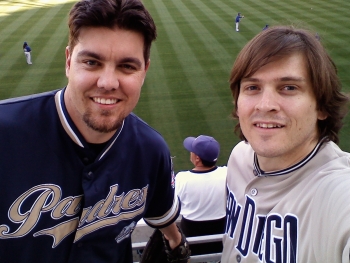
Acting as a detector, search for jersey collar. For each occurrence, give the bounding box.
[253,137,328,177]
[190,166,218,174]
[55,88,124,160]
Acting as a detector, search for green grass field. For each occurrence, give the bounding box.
[0,0,349,172]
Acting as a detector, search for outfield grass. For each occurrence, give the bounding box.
[0,0,349,172]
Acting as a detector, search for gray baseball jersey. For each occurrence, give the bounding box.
[222,139,350,263]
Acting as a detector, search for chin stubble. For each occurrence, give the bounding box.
[83,110,122,133]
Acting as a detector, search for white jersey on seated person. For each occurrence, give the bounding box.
[175,135,227,255]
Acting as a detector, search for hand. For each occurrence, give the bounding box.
[163,232,182,250]
[162,227,191,263]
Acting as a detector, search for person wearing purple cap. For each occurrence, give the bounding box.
[175,135,227,256]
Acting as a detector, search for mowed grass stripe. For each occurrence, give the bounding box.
[147,0,236,168]
[10,4,70,97]
[172,0,232,94]
[135,45,184,160]
[0,7,53,98]
[157,0,229,118]
[178,0,236,111]
[241,0,308,30]
[0,5,68,98]
[209,0,254,44]
[0,6,43,46]
[35,3,73,92]
[147,0,210,134]
[143,0,213,169]
[0,0,47,19]
[183,0,235,69]
[267,0,348,33]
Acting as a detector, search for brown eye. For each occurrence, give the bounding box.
[284,85,296,91]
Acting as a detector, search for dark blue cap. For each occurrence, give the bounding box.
[183,135,220,162]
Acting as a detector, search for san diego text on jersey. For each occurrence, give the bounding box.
[226,190,298,263]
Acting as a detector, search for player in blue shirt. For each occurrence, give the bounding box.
[0,0,187,262]
[23,41,32,64]
[235,12,245,32]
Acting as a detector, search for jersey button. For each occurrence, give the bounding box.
[236,254,241,262]
[86,171,93,180]
[250,188,258,196]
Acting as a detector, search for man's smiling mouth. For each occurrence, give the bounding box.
[93,97,119,105]
[255,123,283,128]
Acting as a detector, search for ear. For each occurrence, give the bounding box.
[141,59,151,85]
[145,59,150,72]
[65,46,71,78]
[317,110,328,120]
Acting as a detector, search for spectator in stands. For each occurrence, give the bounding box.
[175,135,227,256]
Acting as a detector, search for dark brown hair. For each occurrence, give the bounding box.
[230,25,349,144]
[68,0,157,62]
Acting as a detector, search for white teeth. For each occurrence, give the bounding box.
[93,98,117,105]
[256,123,282,128]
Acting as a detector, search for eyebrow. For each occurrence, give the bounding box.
[241,76,306,82]
[119,57,143,68]
[76,50,143,68]
[77,50,102,60]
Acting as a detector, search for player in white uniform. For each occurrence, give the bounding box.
[222,25,350,262]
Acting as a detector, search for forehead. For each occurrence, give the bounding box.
[246,53,309,80]
[72,26,145,55]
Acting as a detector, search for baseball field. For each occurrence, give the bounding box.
[0,0,349,172]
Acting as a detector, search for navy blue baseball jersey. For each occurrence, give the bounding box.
[235,14,243,23]
[0,88,180,262]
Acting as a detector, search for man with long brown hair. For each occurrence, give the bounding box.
[222,26,350,262]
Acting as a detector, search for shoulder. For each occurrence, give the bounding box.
[217,165,227,171]
[123,113,170,154]
[314,141,350,172]
[311,169,350,227]
[126,113,165,140]
[0,90,58,106]
[175,170,192,180]
[227,141,254,181]
[216,166,228,175]
[0,90,59,120]
[311,143,350,210]
[229,141,253,159]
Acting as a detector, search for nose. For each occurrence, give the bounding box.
[254,89,280,112]
[97,67,119,91]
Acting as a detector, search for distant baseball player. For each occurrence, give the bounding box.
[262,24,269,31]
[0,0,190,262]
[175,135,227,255]
[23,41,32,64]
[222,25,350,262]
[235,12,244,32]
